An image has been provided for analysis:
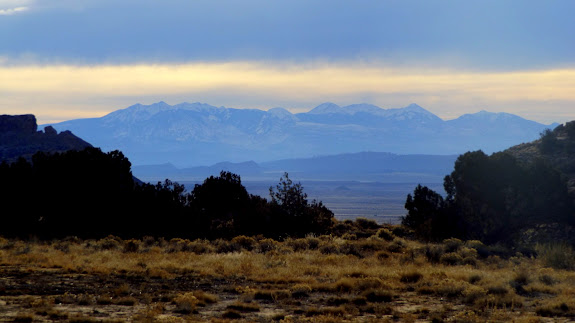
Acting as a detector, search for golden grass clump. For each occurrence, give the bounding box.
[173,292,199,314]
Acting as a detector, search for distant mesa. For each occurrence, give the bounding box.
[0,114,37,134]
[0,114,92,163]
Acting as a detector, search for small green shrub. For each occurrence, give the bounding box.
[434,281,466,298]
[97,235,122,250]
[341,233,358,240]
[462,257,477,267]
[512,268,530,286]
[231,235,257,251]
[536,243,575,270]
[257,238,278,253]
[376,228,395,241]
[355,218,380,230]
[306,236,321,250]
[356,239,386,253]
[391,226,412,238]
[443,238,463,253]
[186,240,214,254]
[457,246,478,259]
[387,239,406,253]
[166,238,190,253]
[141,236,157,247]
[424,244,445,264]
[173,293,199,314]
[466,240,490,258]
[215,239,242,253]
[333,279,355,293]
[339,242,362,257]
[288,238,309,252]
[463,285,487,305]
[123,239,140,253]
[468,274,482,284]
[539,274,557,286]
[440,252,464,266]
[319,244,339,255]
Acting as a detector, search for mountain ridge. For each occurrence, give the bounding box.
[44,102,557,167]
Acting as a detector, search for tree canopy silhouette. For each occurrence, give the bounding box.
[404,150,574,244]
[268,172,335,236]
[0,151,335,239]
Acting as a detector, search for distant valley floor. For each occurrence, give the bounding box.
[180,180,445,225]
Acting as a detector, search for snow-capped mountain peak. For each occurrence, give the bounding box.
[378,103,443,122]
[307,102,345,114]
[267,107,295,119]
[343,103,385,115]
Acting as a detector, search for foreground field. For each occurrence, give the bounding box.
[0,228,574,322]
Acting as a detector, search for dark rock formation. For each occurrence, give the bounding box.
[0,114,37,134]
[0,114,92,163]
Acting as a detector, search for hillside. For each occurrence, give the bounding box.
[44,102,557,167]
[505,120,575,194]
[401,120,575,245]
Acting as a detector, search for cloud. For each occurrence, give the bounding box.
[0,1,574,70]
[0,0,30,6]
[0,0,31,15]
[0,6,27,15]
[1,62,574,124]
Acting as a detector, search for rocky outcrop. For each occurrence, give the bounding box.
[0,114,92,163]
[0,114,37,134]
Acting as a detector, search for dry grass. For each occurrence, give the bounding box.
[0,232,575,321]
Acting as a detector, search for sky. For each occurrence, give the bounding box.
[1,0,574,125]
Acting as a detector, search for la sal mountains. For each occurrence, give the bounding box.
[44,102,557,168]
